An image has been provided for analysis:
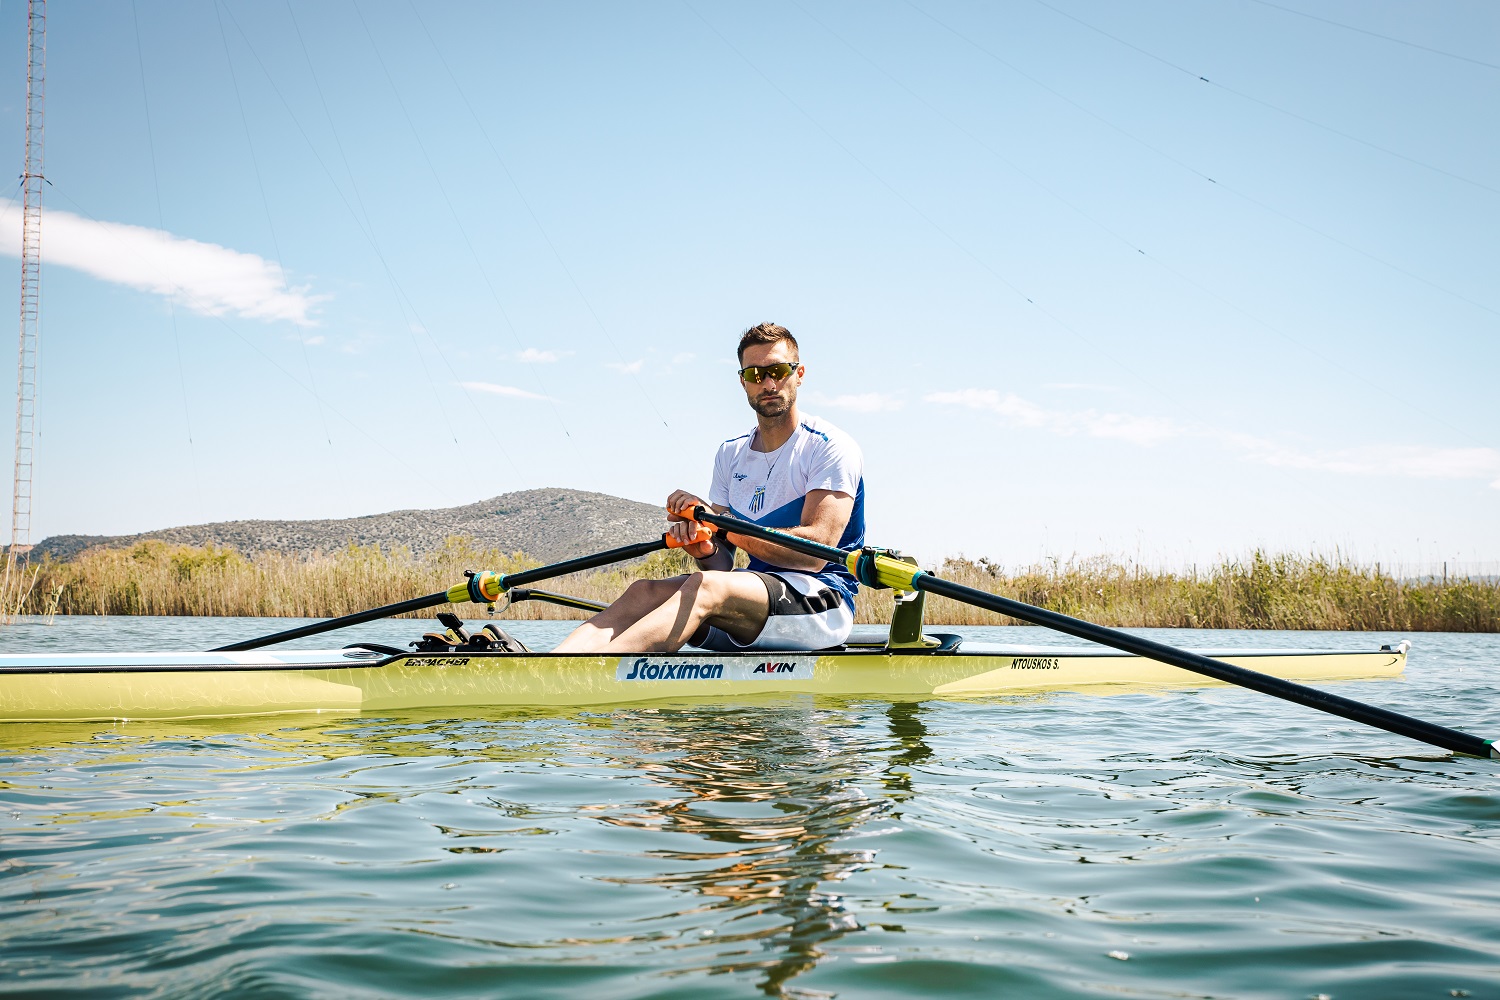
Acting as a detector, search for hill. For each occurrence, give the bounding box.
[29,488,668,564]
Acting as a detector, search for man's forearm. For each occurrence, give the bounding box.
[727,529,834,573]
[694,538,736,573]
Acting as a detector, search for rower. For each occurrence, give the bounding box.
[552,322,866,654]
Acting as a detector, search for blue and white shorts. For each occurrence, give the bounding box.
[695,569,855,652]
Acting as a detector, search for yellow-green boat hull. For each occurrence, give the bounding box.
[0,643,1408,722]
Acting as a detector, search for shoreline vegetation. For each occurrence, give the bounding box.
[5,538,1497,632]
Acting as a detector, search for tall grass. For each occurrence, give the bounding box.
[0,554,43,624]
[11,539,1499,632]
[919,553,1500,632]
[17,539,696,620]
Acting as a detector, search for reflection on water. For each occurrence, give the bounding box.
[2,627,1500,998]
[881,702,932,806]
[0,701,916,997]
[593,706,902,996]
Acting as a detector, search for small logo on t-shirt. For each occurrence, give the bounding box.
[733,472,748,481]
[749,486,766,514]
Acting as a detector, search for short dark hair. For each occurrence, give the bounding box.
[737,322,799,365]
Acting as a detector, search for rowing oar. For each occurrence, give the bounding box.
[211,527,709,652]
[680,505,1498,759]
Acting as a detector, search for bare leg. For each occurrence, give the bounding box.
[600,570,770,654]
[552,577,685,654]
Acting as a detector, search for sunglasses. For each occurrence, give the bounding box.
[738,362,801,384]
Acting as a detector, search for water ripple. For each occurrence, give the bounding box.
[1,625,1498,997]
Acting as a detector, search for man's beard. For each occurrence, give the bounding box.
[750,386,795,418]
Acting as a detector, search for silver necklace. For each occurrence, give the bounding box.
[757,429,791,483]
[763,447,782,483]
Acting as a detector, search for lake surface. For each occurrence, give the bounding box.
[2,617,1498,998]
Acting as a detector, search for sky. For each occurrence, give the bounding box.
[0,0,1495,572]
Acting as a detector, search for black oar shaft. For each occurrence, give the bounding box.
[212,592,452,651]
[917,575,1491,758]
[211,537,669,652]
[688,506,1495,759]
[501,539,668,588]
[507,589,609,613]
[693,509,846,564]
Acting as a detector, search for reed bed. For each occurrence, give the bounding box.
[917,553,1500,632]
[10,540,1499,632]
[15,539,696,621]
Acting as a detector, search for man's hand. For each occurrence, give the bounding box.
[665,490,716,560]
[666,518,717,560]
[666,489,708,522]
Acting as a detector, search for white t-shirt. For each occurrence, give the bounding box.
[708,414,866,605]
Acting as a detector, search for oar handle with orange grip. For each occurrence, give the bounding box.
[664,517,714,549]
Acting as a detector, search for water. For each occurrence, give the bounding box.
[2,617,1498,998]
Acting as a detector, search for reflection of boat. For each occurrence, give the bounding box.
[0,630,1408,723]
[588,703,897,996]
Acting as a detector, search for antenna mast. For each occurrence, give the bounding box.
[10,0,45,561]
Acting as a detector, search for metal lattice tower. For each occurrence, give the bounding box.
[10,0,44,558]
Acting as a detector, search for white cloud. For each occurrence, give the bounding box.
[925,387,1500,485]
[607,360,644,375]
[336,329,381,355]
[1229,435,1500,481]
[925,388,1177,445]
[0,205,321,325]
[812,392,904,413]
[303,335,326,346]
[461,381,549,400]
[517,348,568,363]
[672,352,696,365]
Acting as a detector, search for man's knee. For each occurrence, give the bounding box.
[622,577,680,602]
[622,578,659,597]
[682,571,745,610]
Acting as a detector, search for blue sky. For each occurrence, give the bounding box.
[0,0,1495,571]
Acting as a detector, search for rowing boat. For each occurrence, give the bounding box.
[0,631,1409,722]
[0,513,1484,759]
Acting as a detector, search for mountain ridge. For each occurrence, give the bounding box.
[28,488,669,564]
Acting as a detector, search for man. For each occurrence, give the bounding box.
[553,322,865,654]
